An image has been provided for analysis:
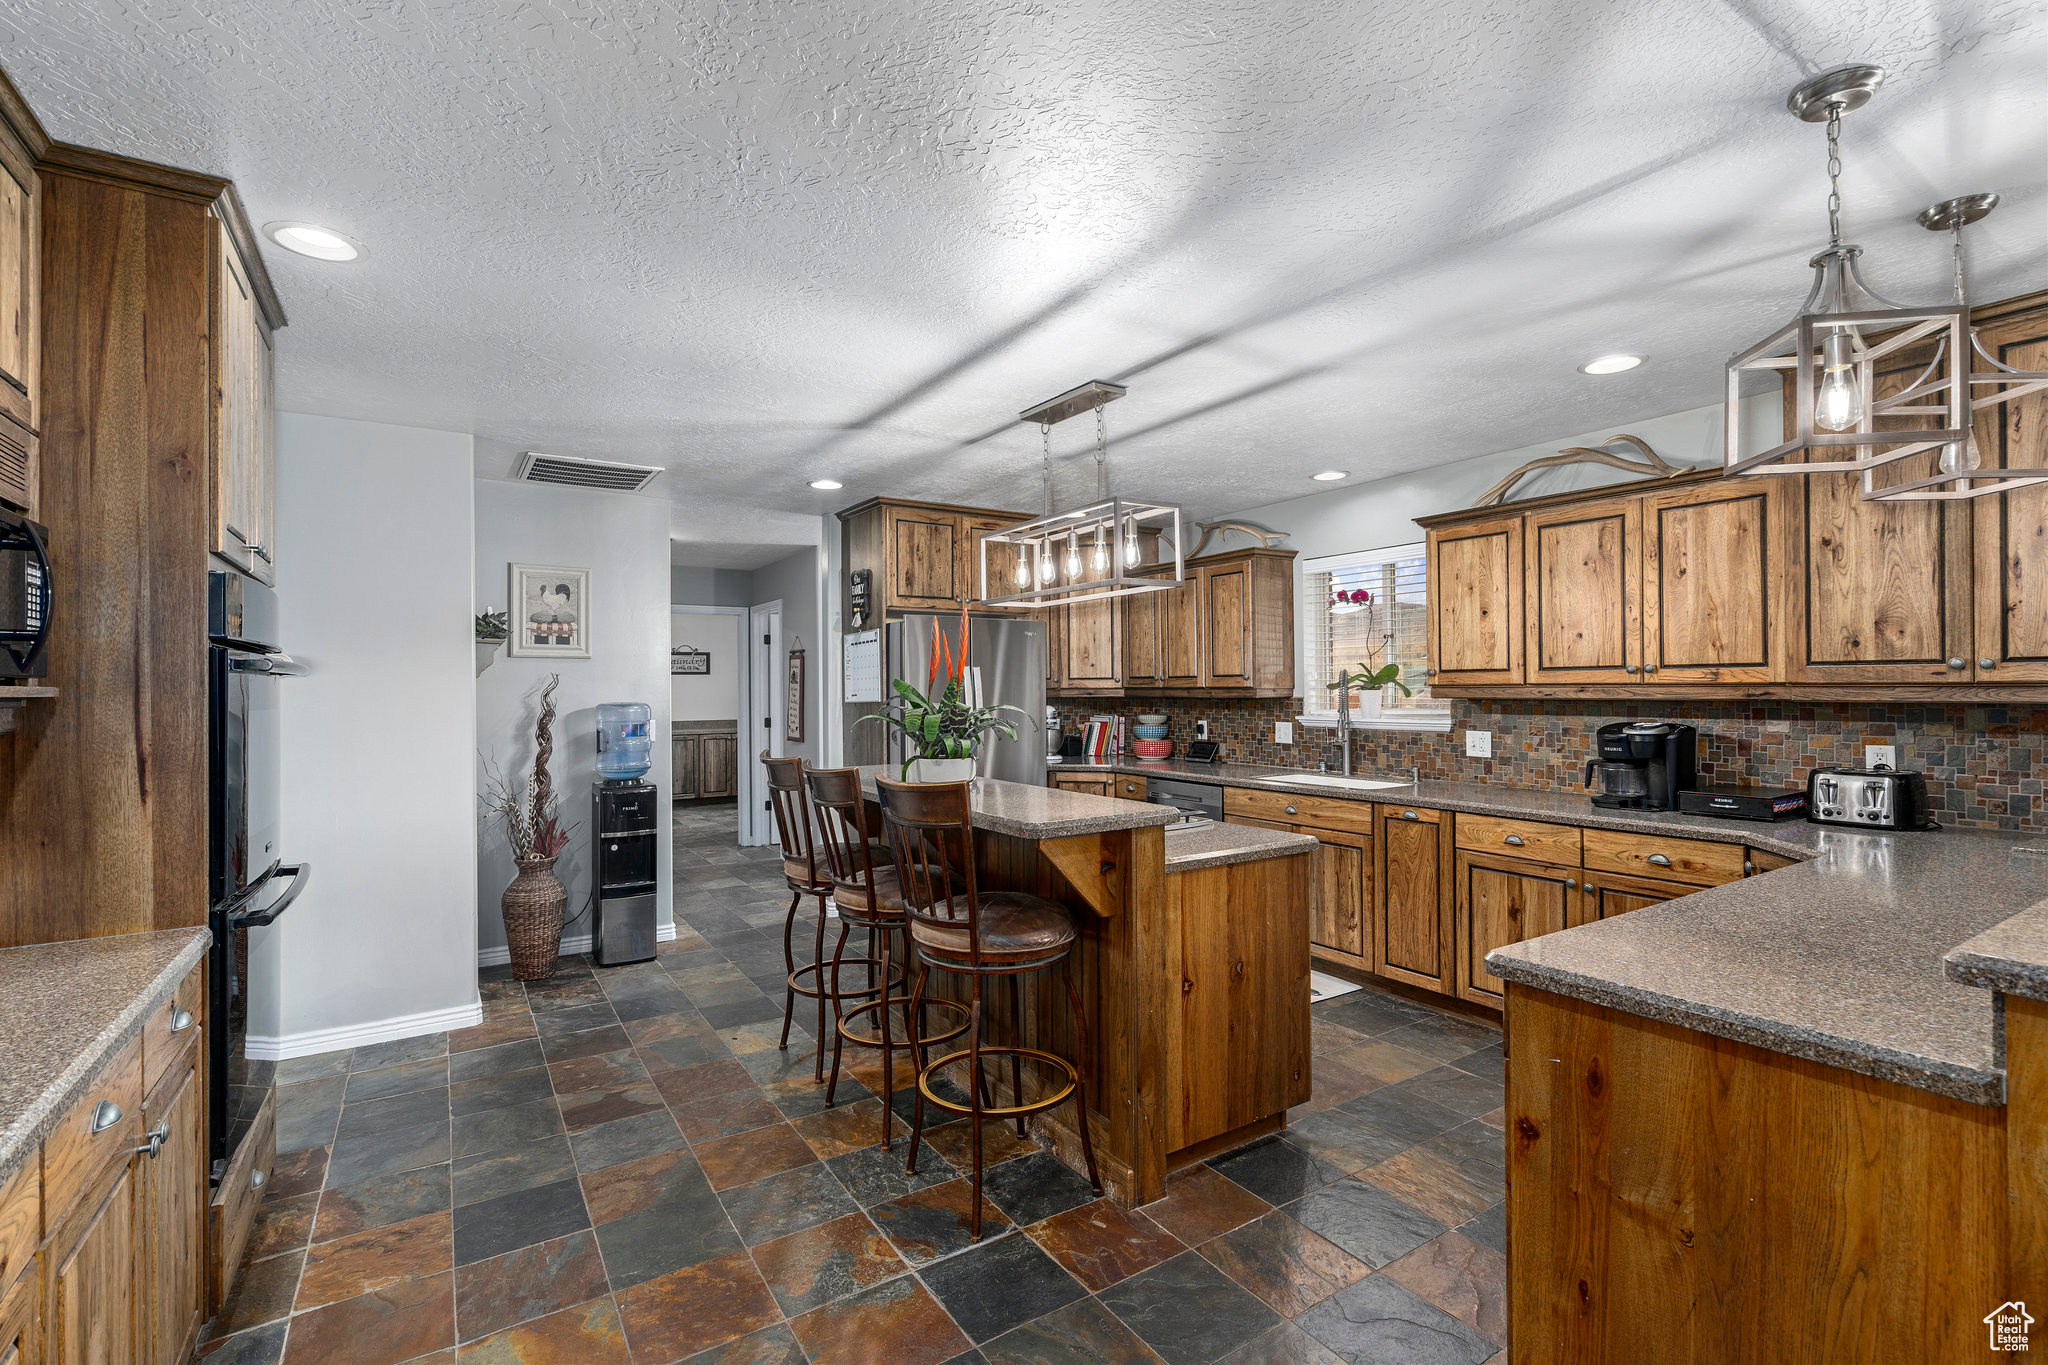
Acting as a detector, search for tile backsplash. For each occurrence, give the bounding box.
[1055,696,2048,833]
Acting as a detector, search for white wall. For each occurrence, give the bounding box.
[671,611,740,720]
[476,480,673,958]
[749,548,824,766]
[259,413,480,1055]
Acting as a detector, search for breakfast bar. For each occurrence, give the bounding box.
[858,768,1316,1205]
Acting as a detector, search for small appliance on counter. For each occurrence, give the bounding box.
[1583,721,1697,811]
[1045,705,1063,764]
[592,779,659,965]
[1806,766,1935,830]
[1678,785,1807,822]
[1184,739,1222,764]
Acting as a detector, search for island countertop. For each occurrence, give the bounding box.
[857,766,1177,840]
[1061,755,2048,1107]
[0,926,213,1188]
[1163,820,1316,873]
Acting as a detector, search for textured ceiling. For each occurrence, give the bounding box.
[5,1,2045,541]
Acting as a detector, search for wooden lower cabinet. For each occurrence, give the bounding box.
[1575,869,1696,925]
[672,728,738,801]
[1047,773,1113,798]
[1456,850,1573,1007]
[142,1056,204,1365]
[0,1262,38,1365]
[48,1158,137,1365]
[1375,806,1452,991]
[1309,829,1371,966]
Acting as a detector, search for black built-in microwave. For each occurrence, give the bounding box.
[0,507,51,679]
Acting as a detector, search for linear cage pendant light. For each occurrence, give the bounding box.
[977,380,1185,609]
[1723,65,1973,482]
[1857,193,2048,501]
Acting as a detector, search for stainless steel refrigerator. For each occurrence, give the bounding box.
[879,613,1046,785]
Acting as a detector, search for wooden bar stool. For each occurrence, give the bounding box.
[762,753,892,1082]
[804,767,969,1149]
[877,776,1100,1239]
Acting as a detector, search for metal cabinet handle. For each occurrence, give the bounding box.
[169,1007,194,1034]
[1643,663,1659,674]
[1623,664,1638,674]
[1425,668,1436,678]
[1981,658,1997,670]
[251,1170,267,1190]
[1503,834,1524,846]
[1566,879,1577,890]
[134,1121,170,1160]
[1400,809,1420,820]
[1948,658,1967,670]
[1647,853,1672,867]
[89,1100,122,1135]
[1285,806,1299,815]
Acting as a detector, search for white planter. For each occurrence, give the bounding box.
[475,639,504,677]
[908,757,977,783]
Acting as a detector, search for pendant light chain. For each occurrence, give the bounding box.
[1951,221,1969,305]
[1824,101,1845,249]
[1040,420,1055,515]
[1093,397,1110,500]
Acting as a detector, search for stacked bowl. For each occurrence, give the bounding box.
[1132,714,1171,759]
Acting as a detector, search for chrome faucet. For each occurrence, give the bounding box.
[1334,669,1353,777]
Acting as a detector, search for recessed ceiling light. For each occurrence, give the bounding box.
[808,479,843,490]
[1312,471,1349,482]
[1578,354,1645,375]
[262,221,363,262]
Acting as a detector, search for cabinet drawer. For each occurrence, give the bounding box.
[0,1158,35,1294]
[210,1088,274,1312]
[1582,828,1746,887]
[43,1033,141,1232]
[1454,814,1581,866]
[1222,786,1374,835]
[142,961,206,1096]
[1112,776,1148,801]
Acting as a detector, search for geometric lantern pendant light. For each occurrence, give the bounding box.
[1856,193,2048,501]
[1723,65,1975,481]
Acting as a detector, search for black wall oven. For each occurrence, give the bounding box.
[208,570,309,1174]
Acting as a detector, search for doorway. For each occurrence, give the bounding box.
[670,605,746,851]
[747,600,783,847]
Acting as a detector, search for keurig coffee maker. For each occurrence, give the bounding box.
[1583,721,1698,811]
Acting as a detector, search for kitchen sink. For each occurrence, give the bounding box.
[1254,774,1413,791]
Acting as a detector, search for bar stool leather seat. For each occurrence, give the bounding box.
[908,894,1075,965]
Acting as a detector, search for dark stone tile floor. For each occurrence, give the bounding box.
[200,798,1507,1363]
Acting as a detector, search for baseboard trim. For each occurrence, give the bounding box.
[476,921,677,968]
[245,999,485,1061]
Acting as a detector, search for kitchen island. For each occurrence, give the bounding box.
[857,769,1316,1205]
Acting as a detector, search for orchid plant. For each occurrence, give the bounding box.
[862,603,1031,778]
[1327,587,1414,699]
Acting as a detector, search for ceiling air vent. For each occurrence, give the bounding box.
[514,451,665,493]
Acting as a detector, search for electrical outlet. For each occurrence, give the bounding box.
[1195,720,1210,740]
[1865,743,1896,769]
[1275,721,1294,744]
[1465,730,1493,758]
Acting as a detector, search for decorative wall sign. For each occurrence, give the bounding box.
[785,646,807,743]
[508,563,591,658]
[671,646,710,675]
[849,569,872,630]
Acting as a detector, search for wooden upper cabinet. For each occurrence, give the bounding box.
[1063,593,1121,688]
[211,217,278,585]
[963,515,1025,605]
[1123,587,1161,686]
[0,70,43,514]
[1160,574,1202,688]
[1640,480,1783,683]
[1525,498,1640,684]
[1428,516,1522,685]
[1973,307,2048,682]
[885,505,961,609]
[1201,559,1253,686]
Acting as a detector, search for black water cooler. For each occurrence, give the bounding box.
[592,781,658,965]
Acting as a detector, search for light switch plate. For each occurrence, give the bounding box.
[1865,743,1896,769]
[1275,721,1294,744]
[1465,730,1493,758]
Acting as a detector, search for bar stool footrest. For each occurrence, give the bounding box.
[787,959,902,1002]
[916,1046,1078,1119]
[836,996,971,1050]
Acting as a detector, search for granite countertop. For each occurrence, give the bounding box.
[0,927,212,1187]
[1065,755,2046,1107]
[1945,889,2048,1002]
[857,767,1177,840]
[1164,821,1318,873]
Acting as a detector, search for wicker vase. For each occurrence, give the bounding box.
[502,855,567,981]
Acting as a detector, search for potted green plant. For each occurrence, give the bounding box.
[475,610,509,677]
[863,605,1031,780]
[1327,588,1414,710]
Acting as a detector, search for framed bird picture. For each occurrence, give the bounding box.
[509,563,592,659]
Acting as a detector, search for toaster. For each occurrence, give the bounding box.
[1805,767,1933,830]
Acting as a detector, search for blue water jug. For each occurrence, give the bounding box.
[596,702,653,782]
